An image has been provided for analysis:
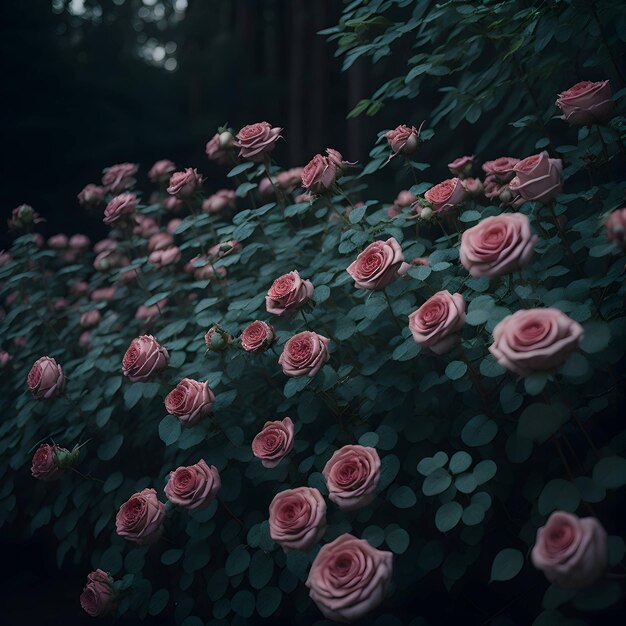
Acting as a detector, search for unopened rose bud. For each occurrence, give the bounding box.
[499,187,513,204]
[205,325,233,352]
[219,131,234,149]
[54,444,81,469]
[420,206,434,220]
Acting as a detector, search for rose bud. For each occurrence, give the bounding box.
[78,331,91,349]
[205,132,232,165]
[556,80,615,126]
[103,193,138,225]
[102,162,138,193]
[69,234,90,251]
[167,168,204,198]
[31,443,65,481]
[93,238,117,253]
[147,232,174,252]
[77,183,106,207]
[164,196,183,212]
[490,308,583,376]
[135,300,167,323]
[448,155,475,178]
[276,167,304,192]
[208,240,240,259]
[93,249,129,271]
[122,335,169,382]
[0,350,11,368]
[269,486,327,552]
[240,320,276,353]
[202,189,237,214]
[80,569,117,617]
[251,417,294,468]
[509,152,563,205]
[323,444,381,511]
[80,309,101,329]
[115,488,166,545]
[8,204,45,232]
[385,123,421,157]
[148,159,176,183]
[27,356,65,399]
[531,511,608,588]
[463,177,484,197]
[204,324,233,352]
[90,286,117,302]
[325,148,357,175]
[606,207,626,249]
[301,154,337,194]
[278,331,330,377]
[258,176,276,197]
[482,157,520,183]
[133,215,159,238]
[394,190,418,208]
[266,270,314,316]
[408,290,466,355]
[424,178,466,213]
[148,246,181,268]
[306,533,393,623]
[164,378,215,428]
[52,297,71,311]
[233,121,282,162]
[48,234,69,250]
[387,205,400,219]
[164,459,221,509]
[346,237,409,291]
[459,213,537,278]
[166,218,183,234]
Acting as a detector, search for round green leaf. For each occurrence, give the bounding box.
[449,451,472,474]
[538,479,580,515]
[435,501,463,533]
[158,415,181,446]
[148,589,169,616]
[389,485,417,508]
[97,433,124,461]
[445,360,467,381]
[225,546,250,576]
[592,456,626,489]
[249,550,274,590]
[161,549,183,566]
[358,432,379,447]
[462,415,497,447]
[386,528,410,554]
[422,468,452,496]
[462,504,485,526]
[231,590,255,618]
[490,548,524,582]
[256,587,282,618]
[473,460,497,485]
[99,545,122,575]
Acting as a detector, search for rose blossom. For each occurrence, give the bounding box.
[93,238,117,253]
[204,324,232,352]
[48,234,68,250]
[556,80,615,125]
[80,309,101,329]
[323,445,380,511]
[69,234,90,250]
[167,218,182,234]
[115,488,166,545]
[489,308,584,376]
[164,196,183,212]
[31,443,64,481]
[233,121,282,161]
[80,569,117,617]
[482,157,520,182]
[52,297,70,311]
[208,240,240,259]
[8,204,44,232]
[27,356,65,399]
[259,177,275,197]
[90,286,117,302]
[412,256,429,266]
[78,183,106,206]
[531,511,608,588]
[306,533,393,623]
[385,123,421,156]
[325,148,357,174]
[102,162,138,193]
[278,331,330,377]
[424,178,466,213]
[463,177,484,197]
[79,331,90,349]
[301,154,337,194]
[148,159,176,183]
[164,459,221,509]
[202,189,237,213]
[509,152,563,205]
[251,417,294,468]
[0,350,11,368]
[269,486,327,552]
[103,193,138,225]
[185,256,227,281]
[346,237,409,291]
[448,155,475,177]
[459,213,537,278]
[276,167,304,192]
[122,335,169,382]
[241,320,276,353]
[606,207,626,249]
[148,232,174,251]
[164,378,215,427]
[266,270,314,316]
[135,299,167,323]
[408,291,466,354]
[149,246,181,268]
[93,249,129,271]
[205,132,232,164]
[394,190,418,208]
[294,192,313,204]
[167,168,204,197]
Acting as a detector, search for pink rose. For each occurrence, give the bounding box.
[80,569,117,617]
[149,246,181,268]
[167,168,204,197]
[482,157,520,182]
[259,177,275,197]
[94,249,129,271]
[556,80,615,125]
[233,121,282,161]
[509,152,563,205]
[205,132,233,165]
[208,240,240,259]
[266,270,314,316]
[411,256,429,266]
[408,291,466,354]
[269,486,327,551]
[306,533,393,623]
[80,309,101,329]
[278,331,330,377]
[204,324,232,352]
[90,286,117,302]
[448,155,475,177]
[323,445,380,511]
[202,189,237,214]
[185,256,227,281]
[394,190,418,208]
[325,148,357,174]
[79,331,91,349]
[48,234,68,250]
[148,159,176,183]
[164,196,183,212]
[115,488,166,545]
[122,335,169,382]
[102,162,138,193]
[294,192,313,204]
[52,297,70,311]
[164,378,215,427]
[459,213,537,278]
[103,193,138,225]
[463,177,484,197]
[385,124,421,156]
[135,299,167,323]
[94,238,117,253]
[78,183,106,206]
[69,234,90,250]
[489,308,584,376]
[531,511,608,588]
[69,280,88,297]
[8,204,45,232]
[0,350,11,368]
[164,459,221,509]
[31,443,64,481]
[241,320,276,353]
[301,154,337,194]
[27,356,65,399]
[251,417,294,468]
[606,207,626,249]
[148,232,174,251]
[167,218,182,234]
[346,237,409,291]
[424,178,466,213]
[276,167,304,192]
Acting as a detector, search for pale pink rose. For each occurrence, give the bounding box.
[306,533,393,623]
[556,80,615,125]
[394,190,418,208]
[77,183,106,206]
[115,488,166,545]
[90,286,117,302]
[346,237,409,291]
[233,121,282,161]
[266,270,314,316]
[408,291,466,355]
[241,320,276,353]
[93,249,129,271]
[482,157,520,182]
[103,193,138,225]
[276,167,304,192]
[204,325,233,352]
[463,177,484,197]
[133,215,159,238]
[301,154,337,194]
[164,196,184,212]
[448,155,475,177]
[424,178,466,213]
[325,148,357,174]
[490,308,584,376]
[459,213,537,278]
[48,234,68,249]
[205,132,233,165]
[509,152,563,205]
[269,486,327,551]
[167,218,183,235]
[606,207,626,249]
[164,378,215,427]
[484,179,514,204]
[323,445,380,511]
[31,443,64,481]
[251,417,294,468]
[69,234,90,250]
[531,511,608,588]
[80,569,117,617]
[278,331,330,377]
[202,189,236,214]
[259,177,276,197]
[135,300,167,323]
[167,168,204,197]
[148,159,176,183]
[0,350,11,368]
[8,204,45,232]
[164,459,221,509]
[78,331,91,349]
[27,356,65,399]
[93,238,117,253]
[122,335,169,382]
[80,309,101,329]
[208,240,240,259]
[102,162,138,193]
[385,124,421,156]
[0,250,13,266]
[149,246,181,268]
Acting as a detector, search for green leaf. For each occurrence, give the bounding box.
[100,545,123,575]
[231,590,255,618]
[473,460,497,485]
[538,479,580,515]
[449,451,472,474]
[461,415,497,447]
[124,383,143,410]
[349,205,367,223]
[445,360,467,381]
[524,372,549,396]
[256,587,282,618]
[392,338,420,361]
[435,501,463,533]
[314,284,331,303]
[225,546,250,577]
[580,322,610,353]
[490,548,524,582]
[517,403,568,443]
[161,549,183,565]
[422,468,452,496]
[249,551,274,590]
[144,292,169,307]
[462,504,485,526]
[158,415,182,446]
[358,432,379,447]
[227,162,255,177]
[386,528,410,554]
[572,581,621,611]
[592,456,626,489]
[455,474,478,494]
[283,376,310,399]
[148,589,169,616]
[389,485,417,508]
[97,433,124,461]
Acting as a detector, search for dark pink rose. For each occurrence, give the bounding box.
[424,178,466,213]
[276,167,304,192]
[278,331,330,377]
[509,151,563,205]
[323,445,380,511]
[294,193,313,204]
[204,324,232,352]
[184,256,227,281]
[103,193,138,225]
[102,162,138,193]
[606,207,626,249]
[233,122,282,161]
[80,569,116,617]
[31,443,64,481]
[78,183,106,206]
[205,132,233,164]
[556,80,615,125]
[385,124,421,156]
[408,291,466,355]
[8,204,45,232]
[164,459,221,509]
[269,486,327,552]
[251,417,294,468]
[48,234,68,249]
[531,511,608,588]
[148,159,176,183]
[149,246,181,268]
[122,335,169,382]
[167,168,204,197]
[459,213,537,278]
[27,356,65,399]
[411,256,429,266]
[490,308,583,376]
[202,189,236,214]
[241,320,276,353]
[301,154,337,194]
[69,234,90,250]
[90,286,117,302]
[164,196,184,212]
[115,488,166,545]
[165,378,215,427]
[166,218,182,234]
[259,177,275,197]
[80,309,101,329]
[306,533,393,623]
[448,155,475,177]
[52,297,70,311]
[346,237,409,291]
[266,270,314,316]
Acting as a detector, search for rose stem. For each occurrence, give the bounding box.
[595,124,610,162]
[218,496,243,526]
[382,289,404,333]
[263,160,284,216]
[299,309,312,331]
[70,467,105,484]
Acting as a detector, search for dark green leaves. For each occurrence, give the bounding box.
[490,549,524,582]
